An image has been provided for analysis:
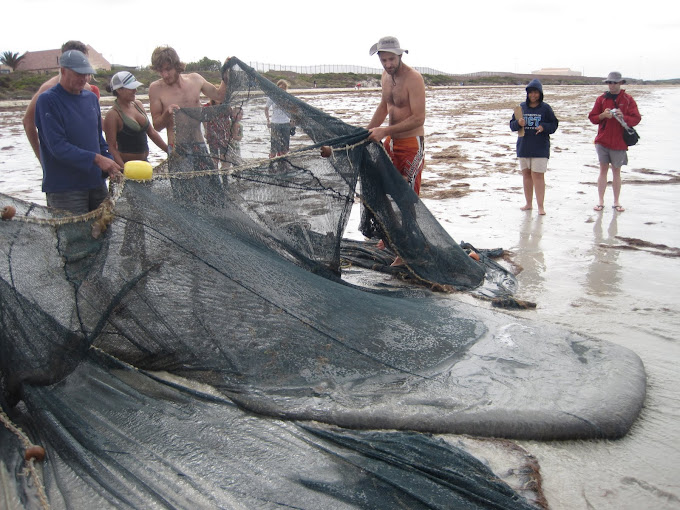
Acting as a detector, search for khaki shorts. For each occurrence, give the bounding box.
[595,144,628,168]
[518,157,548,173]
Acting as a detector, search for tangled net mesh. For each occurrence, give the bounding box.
[0,58,554,509]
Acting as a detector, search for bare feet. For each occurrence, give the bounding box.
[538,208,546,215]
[520,204,532,211]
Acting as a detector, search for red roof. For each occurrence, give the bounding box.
[16,45,111,73]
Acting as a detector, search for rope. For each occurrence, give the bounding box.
[0,344,148,510]
[0,409,51,510]
[1,139,372,227]
[0,409,32,449]
[2,181,123,227]
[0,136,454,293]
[151,139,371,180]
[0,346,142,510]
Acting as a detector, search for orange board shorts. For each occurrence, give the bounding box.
[384,135,425,195]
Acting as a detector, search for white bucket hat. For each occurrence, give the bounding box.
[369,36,408,56]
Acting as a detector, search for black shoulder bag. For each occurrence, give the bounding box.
[613,96,640,146]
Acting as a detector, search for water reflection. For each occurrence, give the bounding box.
[515,214,545,295]
[585,213,621,296]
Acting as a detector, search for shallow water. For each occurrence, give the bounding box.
[1,85,679,509]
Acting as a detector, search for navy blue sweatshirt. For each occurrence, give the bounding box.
[509,79,559,158]
[35,84,112,193]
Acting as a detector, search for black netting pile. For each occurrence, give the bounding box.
[0,58,645,509]
[169,59,488,289]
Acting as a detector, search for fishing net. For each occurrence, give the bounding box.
[166,58,489,289]
[0,58,645,508]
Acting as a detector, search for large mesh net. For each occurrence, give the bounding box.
[0,58,645,508]
[166,59,490,289]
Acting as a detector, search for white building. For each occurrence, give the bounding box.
[532,67,582,76]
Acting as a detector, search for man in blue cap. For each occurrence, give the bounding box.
[35,49,121,214]
[23,41,101,162]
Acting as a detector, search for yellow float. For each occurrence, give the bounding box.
[123,160,153,181]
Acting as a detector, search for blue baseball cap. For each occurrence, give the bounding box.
[60,50,95,74]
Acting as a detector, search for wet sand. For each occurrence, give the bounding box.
[342,85,680,510]
[1,85,679,509]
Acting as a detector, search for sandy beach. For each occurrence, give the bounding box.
[1,84,679,509]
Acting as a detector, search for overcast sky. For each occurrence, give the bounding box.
[3,0,677,81]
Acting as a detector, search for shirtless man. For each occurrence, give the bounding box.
[23,40,100,161]
[148,46,227,149]
[367,36,426,194]
[367,36,426,265]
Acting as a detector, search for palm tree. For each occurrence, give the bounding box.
[0,51,25,71]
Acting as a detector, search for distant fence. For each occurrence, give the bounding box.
[247,63,383,75]
[246,62,496,77]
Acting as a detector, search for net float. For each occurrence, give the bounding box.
[24,445,46,462]
[1,205,16,220]
[123,160,153,181]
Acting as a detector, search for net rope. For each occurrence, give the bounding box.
[0,57,605,509]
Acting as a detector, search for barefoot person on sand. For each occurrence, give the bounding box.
[367,36,426,266]
[588,71,641,213]
[509,79,559,215]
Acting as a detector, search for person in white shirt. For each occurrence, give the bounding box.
[264,80,294,158]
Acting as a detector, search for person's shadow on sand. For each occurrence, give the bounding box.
[585,212,621,296]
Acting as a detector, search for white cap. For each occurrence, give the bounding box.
[110,71,143,91]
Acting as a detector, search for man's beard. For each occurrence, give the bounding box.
[385,59,401,75]
[386,58,402,84]
[164,73,178,85]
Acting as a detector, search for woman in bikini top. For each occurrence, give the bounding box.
[104,72,168,166]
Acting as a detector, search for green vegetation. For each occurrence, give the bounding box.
[185,57,221,73]
[1,60,677,101]
[0,72,48,99]
[0,51,24,71]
